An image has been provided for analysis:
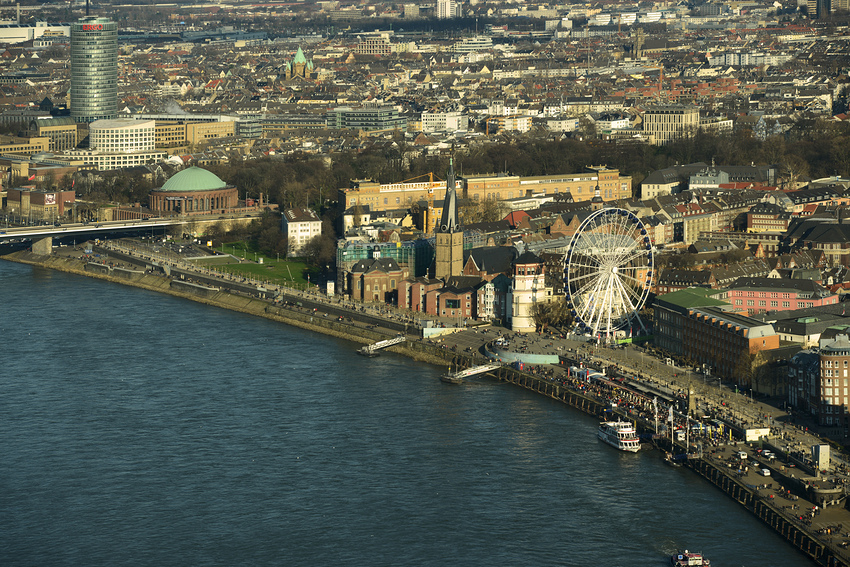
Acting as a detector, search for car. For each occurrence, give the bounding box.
[53,222,61,227]
[761,468,771,476]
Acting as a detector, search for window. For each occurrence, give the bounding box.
[445,299,460,309]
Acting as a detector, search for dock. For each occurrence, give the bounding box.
[441,362,502,384]
[357,334,406,357]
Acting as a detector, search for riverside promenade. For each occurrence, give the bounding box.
[6,240,850,565]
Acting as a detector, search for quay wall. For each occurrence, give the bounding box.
[689,458,847,567]
[4,250,849,566]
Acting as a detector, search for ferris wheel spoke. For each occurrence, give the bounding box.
[617,273,650,299]
[611,241,643,267]
[570,271,603,288]
[615,281,646,308]
[613,275,639,313]
[569,253,602,268]
[577,280,606,325]
[578,271,610,326]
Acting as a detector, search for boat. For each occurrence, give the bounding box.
[670,550,710,566]
[356,346,379,357]
[440,373,463,384]
[597,420,640,452]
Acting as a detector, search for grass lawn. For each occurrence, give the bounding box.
[191,241,319,286]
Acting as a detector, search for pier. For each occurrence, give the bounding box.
[441,362,502,384]
[357,335,406,357]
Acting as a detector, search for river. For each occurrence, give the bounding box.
[0,262,812,566]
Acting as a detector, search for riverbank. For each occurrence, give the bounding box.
[4,247,849,566]
[1,250,452,367]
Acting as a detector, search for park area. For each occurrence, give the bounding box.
[192,240,322,289]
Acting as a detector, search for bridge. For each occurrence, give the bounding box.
[0,214,262,254]
[441,362,502,384]
[0,218,181,252]
[357,335,407,357]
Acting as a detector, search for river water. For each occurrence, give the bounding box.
[0,262,812,566]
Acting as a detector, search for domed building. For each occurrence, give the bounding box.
[149,167,239,215]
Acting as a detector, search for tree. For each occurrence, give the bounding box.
[735,350,769,394]
[459,197,507,225]
[301,234,336,268]
[531,299,572,332]
[780,154,810,190]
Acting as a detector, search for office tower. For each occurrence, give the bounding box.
[70,17,117,123]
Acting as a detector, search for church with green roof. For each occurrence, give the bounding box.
[284,46,314,80]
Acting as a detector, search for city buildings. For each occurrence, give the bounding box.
[89,119,155,153]
[326,106,407,132]
[436,0,461,19]
[70,17,117,123]
[282,207,323,257]
[641,105,700,145]
[5,188,75,222]
[726,277,838,314]
[789,334,850,428]
[338,167,632,215]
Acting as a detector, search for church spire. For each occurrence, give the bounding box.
[438,157,459,233]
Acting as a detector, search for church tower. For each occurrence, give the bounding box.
[591,181,604,211]
[434,157,463,281]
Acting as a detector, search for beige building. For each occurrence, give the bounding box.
[642,105,700,145]
[0,135,49,155]
[339,166,632,213]
[29,117,78,152]
[154,120,236,149]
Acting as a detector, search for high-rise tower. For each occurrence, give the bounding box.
[70,17,118,123]
[434,157,463,281]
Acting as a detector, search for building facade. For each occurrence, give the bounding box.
[148,167,238,215]
[70,17,118,123]
[338,166,632,212]
[6,188,75,221]
[642,105,700,145]
[282,207,322,257]
[817,335,850,428]
[421,111,468,133]
[726,277,838,314]
[326,106,407,132]
[89,119,155,153]
[683,306,780,379]
[436,0,461,18]
[29,117,78,152]
[509,252,552,333]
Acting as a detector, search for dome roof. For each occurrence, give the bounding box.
[160,167,227,192]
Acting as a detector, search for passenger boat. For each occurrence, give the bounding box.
[597,420,640,452]
[670,550,710,566]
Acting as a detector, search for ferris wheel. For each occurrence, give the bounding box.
[564,207,654,340]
